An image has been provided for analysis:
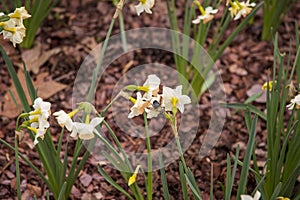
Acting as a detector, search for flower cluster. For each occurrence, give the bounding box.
[228,0,256,20]
[126,74,191,119]
[17,98,104,146]
[25,98,51,145]
[192,0,256,25]
[0,7,31,47]
[192,1,218,24]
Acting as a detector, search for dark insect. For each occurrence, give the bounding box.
[152,100,160,109]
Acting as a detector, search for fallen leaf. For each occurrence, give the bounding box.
[229,64,248,76]
[19,42,61,74]
[27,183,42,197]
[93,192,104,199]
[0,70,67,118]
[246,84,266,103]
[80,172,93,187]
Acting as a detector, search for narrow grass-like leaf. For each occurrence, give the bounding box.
[179,162,189,200]
[158,150,170,200]
[0,138,53,192]
[97,165,134,200]
[236,115,258,197]
[0,46,30,112]
[57,182,67,200]
[185,172,202,200]
[221,103,266,120]
[8,89,21,113]
[23,64,36,101]
[15,138,21,200]
[269,182,282,200]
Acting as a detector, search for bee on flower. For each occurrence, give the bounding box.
[228,0,256,20]
[126,74,191,119]
[135,0,155,16]
[192,1,218,24]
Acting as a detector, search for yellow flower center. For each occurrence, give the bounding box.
[68,109,79,118]
[27,126,38,134]
[9,12,21,19]
[29,116,39,123]
[139,0,147,4]
[199,6,205,15]
[137,86,149,92]
[3,27,16,33]
[171,97,178,107]
[29,108,42,116]
[85,114,90,124]
[130,97,137,104]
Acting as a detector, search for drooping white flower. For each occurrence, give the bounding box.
[30,97,51,119]
[162,85,191,113]
[128,92,151,118]
[240,191,261,200]
[25,97,51,145]
[71,117,104,140]
[53,110,74,131]
[229,0,256,20]
[287,94,300,110]
[192,6,218,24]
[26,126,47,146]
[135,0,155,16]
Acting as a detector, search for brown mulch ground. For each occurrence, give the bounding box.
[0,0,300,199]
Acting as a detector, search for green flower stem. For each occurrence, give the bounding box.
[87,19,115,102]
[171,113,188,172]
[14,137,21,200]
[101,91,123,116]
[118,12,127,52]
[143,113,153,200]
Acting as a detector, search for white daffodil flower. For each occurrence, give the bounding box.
[8,7,31,20]
[135,0,155,16]
[53,110,74,131]
[0,20,26,47]
[162,85,191,113]
[287,94,300,110]
[141,74,161,98]
[144,95,163,118]
[192,6,218,24]
[128,92,151,118]
[71,117,104,140]
[26,125,47,146]
[241,191,261,200]
[30,117,50,130]
[229,0,256,20]
[0,7,30,47]
[30,97,51,119]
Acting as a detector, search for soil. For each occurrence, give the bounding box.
[0,0,300,199]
